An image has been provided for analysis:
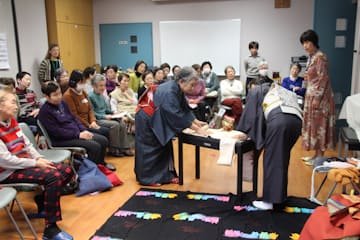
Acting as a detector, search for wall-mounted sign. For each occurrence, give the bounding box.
[0,33,10,69]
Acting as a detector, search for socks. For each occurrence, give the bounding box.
[252,200,273,210]
[44,223,61,238]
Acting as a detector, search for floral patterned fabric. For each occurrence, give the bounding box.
[302,50,336,151]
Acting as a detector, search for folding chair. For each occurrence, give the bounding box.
[19,122,71,165]
[37,120,87,181]
[309,157,360,205]
[338,127,360,159]
[0,186,38,240]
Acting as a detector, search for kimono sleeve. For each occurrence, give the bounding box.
[236,85,266,150]
[151,88,195,146]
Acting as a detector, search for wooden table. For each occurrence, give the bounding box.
[177,131,258,195]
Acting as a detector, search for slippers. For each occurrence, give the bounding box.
[149,183,162,187]
[301,156,313,161]
[252,200,273,210]
[43,230,73,240]
[170,177,179,184]
[305,159,315,166]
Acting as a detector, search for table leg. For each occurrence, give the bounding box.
[237,150,243,195]
[178,135,184,185]
[195,145,200,179]
[252,149,259,195]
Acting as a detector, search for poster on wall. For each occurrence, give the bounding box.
[0,33,10,69]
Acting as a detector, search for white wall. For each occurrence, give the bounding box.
[351,1,360,94]
[15,0,48,96]
[0,0,48,96]
[93,0,314,82]
[0,0,19,77]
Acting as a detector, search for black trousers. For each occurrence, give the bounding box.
[53,132,108,165]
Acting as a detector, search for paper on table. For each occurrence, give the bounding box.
[182,128,246,140]
[111,112,128,119]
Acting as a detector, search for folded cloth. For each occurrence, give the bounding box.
[206,90,218,98]
[217,137,237,165]
[242,151,254,181]
[327,167,360,185]
[327,194,360,217]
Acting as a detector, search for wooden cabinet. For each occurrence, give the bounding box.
[45,0,95,72]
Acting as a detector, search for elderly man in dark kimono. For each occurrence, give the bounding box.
[237,79,302,210]
[135,67,209,186]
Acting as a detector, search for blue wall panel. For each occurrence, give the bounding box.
[314,0,357,105]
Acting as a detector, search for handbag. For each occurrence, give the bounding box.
[76,158,112,196]
[97,164,123,186]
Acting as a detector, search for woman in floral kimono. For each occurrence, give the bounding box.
[300,30,336,165]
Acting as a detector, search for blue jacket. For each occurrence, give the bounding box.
[281,77,306,97]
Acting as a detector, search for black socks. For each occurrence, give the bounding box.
[44,223,61,238]
[34,194,44,213]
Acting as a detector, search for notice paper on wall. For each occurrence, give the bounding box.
[0,33,10,69]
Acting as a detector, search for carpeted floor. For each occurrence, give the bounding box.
[91,188,318,240]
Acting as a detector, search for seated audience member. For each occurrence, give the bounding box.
[153,67,165,85]
[63,70,109,138]
[137,70,154,99]
[160,62,171,81]
[0,77,16,92]
[236,80,302,210]
[54,68,70,94]
[129,60,147,93]
[185,64,206,121]
[88,74,133,157]
[0,88,74,240]
[104,64,118,94]
[281,63,306,97]
[201,61,219,108]
[0,77,19,117]
[249,61,273,87]
[171,65,181,80]
[220,66,244,123]
[110,73,137,118]
[15,71,41,128]
[38,81,115,171]
[83,66,96,94]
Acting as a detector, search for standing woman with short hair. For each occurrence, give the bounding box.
[38,44,64,84]
[300,29,336,164]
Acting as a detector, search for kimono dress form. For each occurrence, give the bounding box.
[237,83,302,204]
[135,81,195,185]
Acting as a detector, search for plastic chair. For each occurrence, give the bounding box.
[0,186,38,239]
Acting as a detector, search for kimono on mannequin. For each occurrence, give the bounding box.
[135,81,195,185]
[236,82,302,204]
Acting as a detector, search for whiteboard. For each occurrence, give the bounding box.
[159,19,241,75]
